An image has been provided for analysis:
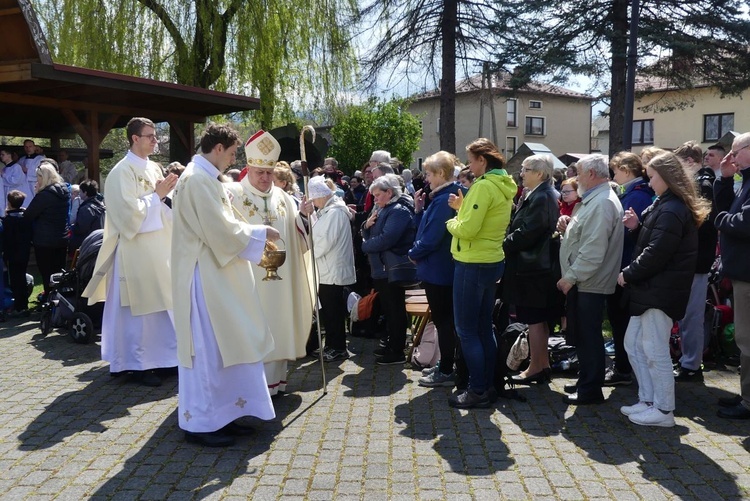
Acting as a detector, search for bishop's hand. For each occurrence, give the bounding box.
[265,226,281,242]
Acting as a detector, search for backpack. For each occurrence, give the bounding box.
[410,321,440,369]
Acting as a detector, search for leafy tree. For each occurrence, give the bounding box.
[493,0,750,156]
[359,0,507,154]
[329,98,422,172]
[34,0,359,128]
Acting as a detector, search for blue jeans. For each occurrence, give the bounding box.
[453,261,505,393]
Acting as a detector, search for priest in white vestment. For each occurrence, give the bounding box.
[83,117,179,387]
[19,140,43,202]
[172,123,278,447]
[228,131,315,396]
[1,148,33,209]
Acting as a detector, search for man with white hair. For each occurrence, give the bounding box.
[228,131,315,396]
[557,154,624,405]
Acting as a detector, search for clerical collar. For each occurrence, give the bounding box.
[242,176,273,199]
[24,153,37,159]
[126,150,149,170]
[192,154,221,179]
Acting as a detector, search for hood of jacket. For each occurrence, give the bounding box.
[44,183,70,200]
[482,169,518,200]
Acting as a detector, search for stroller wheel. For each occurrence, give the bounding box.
[40,310,53,336]
[69,312,94,344]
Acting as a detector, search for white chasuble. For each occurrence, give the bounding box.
[228,179,315,389]
[84,151,173,315]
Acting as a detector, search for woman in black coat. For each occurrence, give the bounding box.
[618,152,710,427]
[24,161,70,298]
[502,155,563,384]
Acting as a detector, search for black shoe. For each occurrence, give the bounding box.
[511,368,551,385]
[562,392,605,405]
[448,389,491,409]
[373,347,388,357]
[220,421,256,436]
[673,366,703,382]
[603,368,632,386]
[563,383,578,394]
[487,387,498,404]
[376,351,405,366]
[717,403,750,420]
[718,395,743,408]
[184,431,236,447]
[134,370,162,387]
[378,339,388,349]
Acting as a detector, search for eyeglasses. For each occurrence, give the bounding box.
[730,144,749,156]
[520,167,535,173]
[139,134,158,141]
[561,190,575,194]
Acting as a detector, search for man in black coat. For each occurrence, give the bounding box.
[714,131,750,419]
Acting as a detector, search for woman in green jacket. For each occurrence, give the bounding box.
[446,138,517,409]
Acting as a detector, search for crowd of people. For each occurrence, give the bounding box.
[0,145,102,322]
[2,116,749,444]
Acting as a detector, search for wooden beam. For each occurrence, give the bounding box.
[0,7,22,17]
[88,111,101,183]
[60,108,91,145]
[99,113,121,143]
[0,91,206,123]
[0,128,76,139]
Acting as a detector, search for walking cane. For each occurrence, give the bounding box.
[300,125,327,395]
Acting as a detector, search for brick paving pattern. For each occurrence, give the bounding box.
[0,317,748,500]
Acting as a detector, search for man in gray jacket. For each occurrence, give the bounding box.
[557,155,624,405]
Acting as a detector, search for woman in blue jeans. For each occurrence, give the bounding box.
[446,138,517,409]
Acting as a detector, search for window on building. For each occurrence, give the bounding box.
[506,137,517,157]
[529,100,542,109]
[506,99,517,127]
[632,119,654,145]
[436,118,440,134]
[418,158,423,170]
[703,113,734,142]
[525,116,545,136]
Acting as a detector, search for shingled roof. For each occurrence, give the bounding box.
[413,71,594,101]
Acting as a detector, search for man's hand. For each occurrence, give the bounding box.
[556,215,571,234]
[556,278,574,295]
[155,173,179,199]
[265,226,281,242]
[448,190,463,211]
[720,152,738,179]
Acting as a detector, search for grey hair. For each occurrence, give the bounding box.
[578,154,609,179]
[370,150,391,163]
[374,162,395,175]
[369,173,402,197]
[522,154,554,181]
[401,169,413,182]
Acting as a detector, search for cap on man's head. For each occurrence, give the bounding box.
[370,150,391,163]
[245,130,281,168]
[307,175,333,200]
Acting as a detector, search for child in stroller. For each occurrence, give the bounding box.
[40,229,104,343]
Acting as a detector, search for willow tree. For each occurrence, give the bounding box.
[34,0,359,127]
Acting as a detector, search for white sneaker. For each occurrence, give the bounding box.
[620,401,651,416]
[628,406,675,427]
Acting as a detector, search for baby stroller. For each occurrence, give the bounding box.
[40,230,104,343]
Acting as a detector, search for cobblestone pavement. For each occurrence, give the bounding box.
[0,316,749,500]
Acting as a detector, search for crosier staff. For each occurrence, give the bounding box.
[300,125,327,395]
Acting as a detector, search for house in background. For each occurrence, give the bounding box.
[407,71,594,169]
[622,78,749,154]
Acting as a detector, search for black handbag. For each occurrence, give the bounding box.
[383,250,418,285]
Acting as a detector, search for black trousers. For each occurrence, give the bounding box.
[606,284,632,375]
[373,278,407,353]
[319,284,347,351]
[423,282,458,375]
[569,287,607,399]
[7,260,29,311]
[35,246,67,296]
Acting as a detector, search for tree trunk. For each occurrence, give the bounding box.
[439,0,457,154]
[609,0,629,157]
